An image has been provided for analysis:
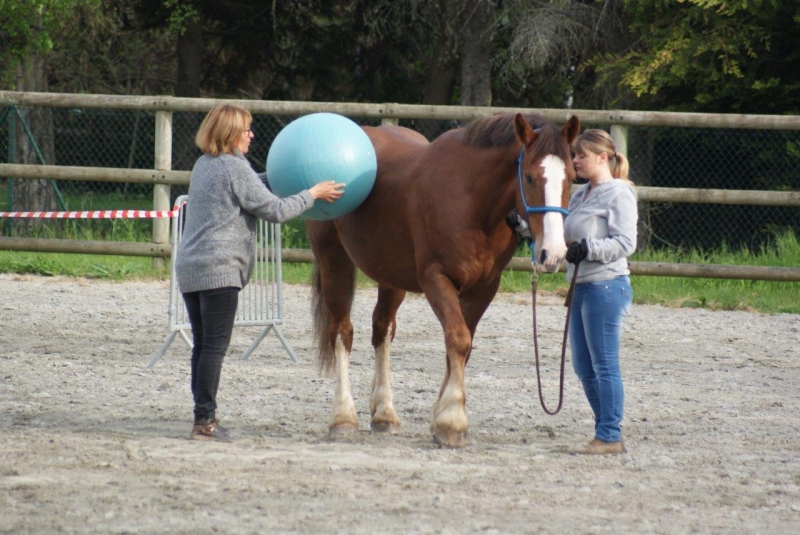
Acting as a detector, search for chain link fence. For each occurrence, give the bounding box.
[1,105,798,252]
[625,126,799,251]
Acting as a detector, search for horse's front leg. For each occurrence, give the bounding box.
[369,286,406,433]
[422,271,472,448]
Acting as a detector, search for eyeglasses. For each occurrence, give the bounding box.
[243,127,253,134]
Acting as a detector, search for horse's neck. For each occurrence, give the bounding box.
[428,134,520,224]
[477,143,521,221]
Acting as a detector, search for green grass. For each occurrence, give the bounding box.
[628,229,800,314]
[510,230,800,314]
[0,252,168,280]
[0,230,797,314]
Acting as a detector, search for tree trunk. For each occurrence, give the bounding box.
[418,3,461,140]
[176,19,203,98]
[174,19,204,172]
[417,35,458,140]
[460,0,495,107]
[422,42,458,106]
[12,54,58,227]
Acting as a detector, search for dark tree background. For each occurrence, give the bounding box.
[1,0,798,250]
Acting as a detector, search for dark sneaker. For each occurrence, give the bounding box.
[190,419,232,442]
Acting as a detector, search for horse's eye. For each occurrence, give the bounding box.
[526,175,533,185]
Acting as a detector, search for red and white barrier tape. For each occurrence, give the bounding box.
[0,203,185,219]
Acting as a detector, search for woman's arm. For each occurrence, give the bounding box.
[231,161,313,223]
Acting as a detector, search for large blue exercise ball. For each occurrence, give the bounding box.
[266,112,377,221]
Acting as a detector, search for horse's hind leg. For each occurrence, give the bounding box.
[370,286,406,433]
[308,221,359,434]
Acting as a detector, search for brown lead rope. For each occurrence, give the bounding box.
[532,264,579,415]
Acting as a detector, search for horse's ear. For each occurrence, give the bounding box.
[562,115,580,145]
[513,113,536,146]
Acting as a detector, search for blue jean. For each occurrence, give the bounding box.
[183,287,239,422]
[569,275,632,442]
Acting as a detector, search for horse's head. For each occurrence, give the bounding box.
[513,113,579,272]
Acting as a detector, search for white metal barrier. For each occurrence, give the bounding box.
[148,195,299,368]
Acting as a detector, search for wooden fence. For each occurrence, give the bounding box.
[1,91,799,281]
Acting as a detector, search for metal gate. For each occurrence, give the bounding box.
[148,195,299,368]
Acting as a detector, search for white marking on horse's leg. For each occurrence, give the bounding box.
[370,338,400,431]
[432,366,467,440]
[330,335,358,431]
[539,155,568,270]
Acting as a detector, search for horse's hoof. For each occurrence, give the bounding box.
[328,422,358,435]
[432,429,468,448]
[370,421,400,434]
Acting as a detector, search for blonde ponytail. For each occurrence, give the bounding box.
[612,152,631,185]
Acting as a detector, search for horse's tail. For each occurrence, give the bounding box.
[311,262,333,374]
[313,260,359,375]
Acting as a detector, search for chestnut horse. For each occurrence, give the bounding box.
[307,113,579,447]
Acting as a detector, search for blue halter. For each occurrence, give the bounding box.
[516,147,570,263]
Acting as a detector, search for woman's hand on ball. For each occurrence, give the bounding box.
[310,180,345,203]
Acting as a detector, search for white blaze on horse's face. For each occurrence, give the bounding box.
[537,154,568,272]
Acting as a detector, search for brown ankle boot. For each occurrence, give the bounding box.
[190,418,232,442]
[573,437,626,455]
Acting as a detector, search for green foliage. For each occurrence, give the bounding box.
[281,219,310,249]
[0,0,101,86]
[163,0,199,36]
[589,0,800,112]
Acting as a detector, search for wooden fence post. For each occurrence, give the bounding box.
[5,107,15,236]
[610,124,628,158]
[153,110,172,270]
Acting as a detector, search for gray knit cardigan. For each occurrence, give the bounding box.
[175,151,314,293]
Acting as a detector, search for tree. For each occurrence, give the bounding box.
[589,0,800,113]
[493,0,629,109]
[0,0,100,215]
[460,0,496,106]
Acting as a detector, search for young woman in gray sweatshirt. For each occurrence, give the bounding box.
[176,103,343,442]
[564,128,638,455]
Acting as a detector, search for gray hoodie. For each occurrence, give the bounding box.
[564,180,638,284]
[175,151,313,293]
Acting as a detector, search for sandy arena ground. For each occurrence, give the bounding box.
[1,273,799,534]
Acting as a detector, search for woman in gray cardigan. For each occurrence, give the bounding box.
[564,129,638,455]
[176,103,343,442]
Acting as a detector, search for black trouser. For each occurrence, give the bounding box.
[182,287,239,422]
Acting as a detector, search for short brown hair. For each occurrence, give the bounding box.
[195,104,252,157]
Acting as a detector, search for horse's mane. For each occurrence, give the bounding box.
[463,113,571,161]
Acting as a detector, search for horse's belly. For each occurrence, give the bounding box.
[336,216,422,292]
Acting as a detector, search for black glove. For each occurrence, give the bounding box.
[566,239,588,264]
